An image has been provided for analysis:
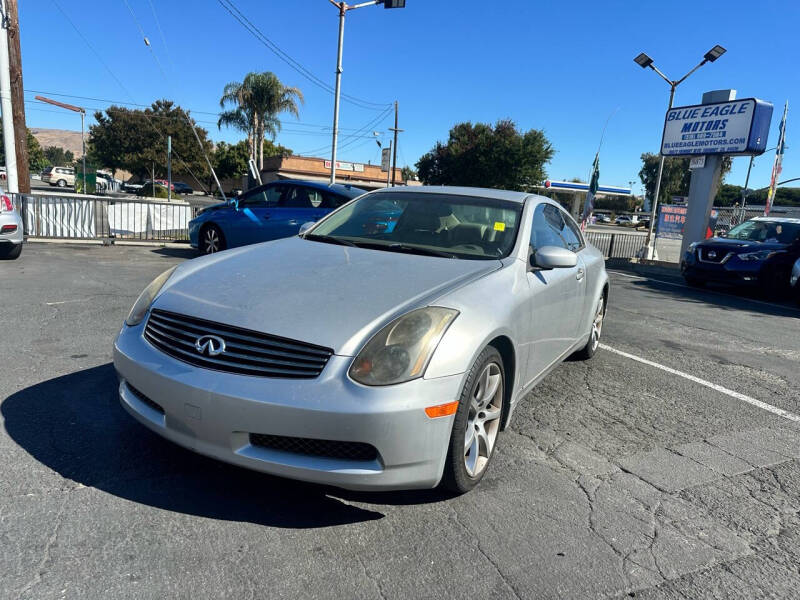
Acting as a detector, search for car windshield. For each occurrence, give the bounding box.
[725,219,800,244]
[307,192,522,260]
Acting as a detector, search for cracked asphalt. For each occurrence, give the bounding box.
[2,243,800,599]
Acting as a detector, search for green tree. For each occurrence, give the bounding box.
[639,153,732,205]
[90,100,213,186]
[401,165,417,182]
[415,120,554,191]
[43,146,74,167]
[213,141,250,181]
[0,126,48,172]
[218,72,303,170]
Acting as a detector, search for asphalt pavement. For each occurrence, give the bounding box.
[2,243,800,599]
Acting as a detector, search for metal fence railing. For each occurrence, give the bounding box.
[17,194,197,242]
[584,231,647,259]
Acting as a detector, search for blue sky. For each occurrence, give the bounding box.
[22,0,799,192]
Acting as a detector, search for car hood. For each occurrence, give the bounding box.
[698,237,788,254]
[153,236,501,355]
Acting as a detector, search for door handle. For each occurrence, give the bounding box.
[287,219,299,226]
[576,268,585,281]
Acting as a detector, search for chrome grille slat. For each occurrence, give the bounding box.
[149,311,331,358]
[146,318,324,364]
[144,309,332,378]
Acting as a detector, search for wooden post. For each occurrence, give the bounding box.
[6,0,29,193]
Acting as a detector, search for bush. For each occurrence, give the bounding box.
[136,183,182,200]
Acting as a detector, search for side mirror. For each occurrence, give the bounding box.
[298,221,315,236]
[531,245,578,270]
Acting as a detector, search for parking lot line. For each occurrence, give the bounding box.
[608,270,799,312]
[600,343,800,423]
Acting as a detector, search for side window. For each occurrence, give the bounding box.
[530,204,568,250]
[279,186,315,209]
[238,185,268,209]
[558,208,584,251]
[321,193,349,209]
[307,189,324,208]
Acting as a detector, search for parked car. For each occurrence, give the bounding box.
[681,217,800,291]
[172,182,194,195]
[114,187,609,493]
[123,181,144,194]
[615,215,634,225]
[189,179,365,254]
[41,166,75,188]
[594,213,611,224]
[0,193,23,259]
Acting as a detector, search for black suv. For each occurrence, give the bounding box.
[681,217,800,293]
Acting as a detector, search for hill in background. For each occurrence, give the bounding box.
[30,128,84,159]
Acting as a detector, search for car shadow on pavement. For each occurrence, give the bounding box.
[626,277,799,319]
[149,246,198,260]
[1,363,421,529]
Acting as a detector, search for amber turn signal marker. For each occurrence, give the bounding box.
[424,401,460,418]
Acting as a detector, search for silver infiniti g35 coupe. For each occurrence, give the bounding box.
[113,186,608,493]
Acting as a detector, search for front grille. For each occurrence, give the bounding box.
[699,247,728,263]
[127,383,165,415]
[144,309,333,378]
[249,433,378,462]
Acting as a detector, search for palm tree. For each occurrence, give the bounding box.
[218,72,304,170]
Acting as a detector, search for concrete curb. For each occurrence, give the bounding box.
[606,257,682,279]
[25,237,192,249]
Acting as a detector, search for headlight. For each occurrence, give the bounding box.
[791,259,800,288]
[350,307,459,386]
[739,250,781,262]
[687,242,699,252]
[125,266,177,326]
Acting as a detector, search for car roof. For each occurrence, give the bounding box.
[372,185,534,204]
[750,216,800,224]
[277,179,366,198]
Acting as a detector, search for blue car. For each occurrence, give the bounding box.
[189,180,365,254]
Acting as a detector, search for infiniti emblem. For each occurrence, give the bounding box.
[195,334,226,357]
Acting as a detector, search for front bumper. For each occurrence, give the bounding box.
[113,320,463,491]
[0,211,23,245]
[681,251,765,286]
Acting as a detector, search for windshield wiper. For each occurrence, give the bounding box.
[351,241,456,259]
[304,234,357,247]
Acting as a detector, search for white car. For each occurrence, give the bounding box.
[615,215,635,225]
[0,193,23,259]
[41,166,75,188]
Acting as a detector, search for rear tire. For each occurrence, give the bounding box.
[441,346,505,494]
[57,179,67,188]
[200,224,226,255]
[572,295,605,361]
[0,243,22,260]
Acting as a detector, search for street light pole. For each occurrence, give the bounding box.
[35,95,87,193]
[634,45,726,259]
[328,0,405,185]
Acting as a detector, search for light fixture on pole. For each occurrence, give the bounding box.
[328,0,405,185]
[35,95,87,194]
[633,45,726,259]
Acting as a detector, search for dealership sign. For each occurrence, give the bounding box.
[661,98,773,157]
[324,160,365,173]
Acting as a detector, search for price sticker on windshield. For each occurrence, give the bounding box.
[494,222,506,232]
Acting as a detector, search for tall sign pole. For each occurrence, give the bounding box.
[0,1,17,193]
[6,0,28,193]
[329,1,346,185]
[389,101,403,186]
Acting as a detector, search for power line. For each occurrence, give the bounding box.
[216,0,391,112]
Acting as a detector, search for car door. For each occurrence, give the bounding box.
[267,185,328,239]
[524,202,587,384]
[228,183,286,246]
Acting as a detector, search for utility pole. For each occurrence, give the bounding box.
[5,0,28,193]
[167,135,172,202]
[385,140,392,188]
[0,1,17,193]
[389,100,403,186]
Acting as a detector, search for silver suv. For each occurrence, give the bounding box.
[0,194,22,259]
[42,166,75,188]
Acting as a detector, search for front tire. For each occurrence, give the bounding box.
[0,243,22,260]
[441,346,505,494]
[57,179,67,188]
[200,224,226,255]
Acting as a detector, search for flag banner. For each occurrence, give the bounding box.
[765,102,788,216]
[581,153,600,230]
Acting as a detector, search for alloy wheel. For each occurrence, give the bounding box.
[203,228,220,254]
[464,362,503,477]
[591,297,605,351]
